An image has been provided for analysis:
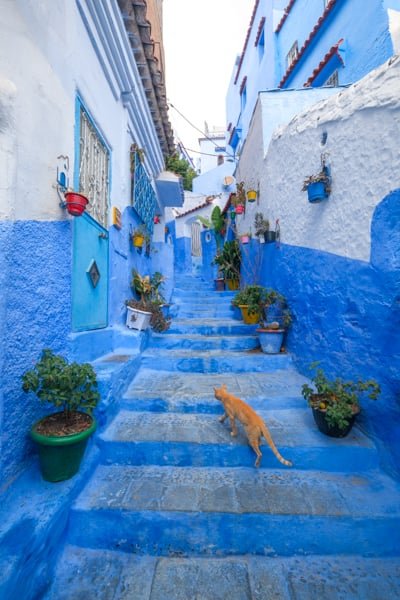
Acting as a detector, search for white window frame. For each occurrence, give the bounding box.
[287,41,299,68]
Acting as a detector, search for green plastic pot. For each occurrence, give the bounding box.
[31,414,96,482]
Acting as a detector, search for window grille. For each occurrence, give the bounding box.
[324,70,339,87]
[131,149,156,234]
[191,222,201,257]
[287,41,299,68]
[78,108,110,228]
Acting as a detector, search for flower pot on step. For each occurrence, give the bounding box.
[126,305,152,330]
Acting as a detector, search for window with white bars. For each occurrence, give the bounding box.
[78,108,110,228]
[287,41,299,68]
[324,69,339,87]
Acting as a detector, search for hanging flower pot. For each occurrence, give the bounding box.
[240,234,250,244]
[132,233,145,248]
[306,181,329,203]
[235,204,245,215]
[246,189,257,202]
[64,192,89,216]
[153,215,161,224]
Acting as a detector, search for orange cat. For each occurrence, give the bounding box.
[214,384,293,468]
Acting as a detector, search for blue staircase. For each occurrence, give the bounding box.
[45,274,400,599]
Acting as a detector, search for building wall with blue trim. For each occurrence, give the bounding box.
[226,0,400,154]
[0,1,172,487]
[234,55,400,475]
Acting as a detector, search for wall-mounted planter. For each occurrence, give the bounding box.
[132,234,145,248]
[264,231,276,243]
[306,181,330,203]
[126,306,151,330]
[240,235,250,244]
[256,328,284,354]
[64,192,88,216]
[235,204,245,214]
[246,190,257,202]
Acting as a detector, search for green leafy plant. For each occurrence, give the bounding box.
[262,290,292,329]
[254,212,270,236]
[165,154,197,191]
[21,349,100,420]
[213,240,241,281]
[232,285,268,316]
[131,270,166,304]
[197,206,226,249]
[302,168,331,193]
[301,363,380,431]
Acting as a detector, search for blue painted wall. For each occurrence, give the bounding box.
[0,221,72,486]
[278,0,398,89]
[238,190,400,475]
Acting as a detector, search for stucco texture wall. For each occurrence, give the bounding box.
[1,221,72,487]
[236,56,400,474]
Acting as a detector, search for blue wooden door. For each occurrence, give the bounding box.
[72,213,109,331]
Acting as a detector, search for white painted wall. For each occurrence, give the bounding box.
[0,79,17,220]
[236,55,400,261]
[0,0,163,222]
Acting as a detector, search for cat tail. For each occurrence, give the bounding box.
[261,421,293,467]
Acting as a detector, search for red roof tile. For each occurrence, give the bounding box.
[275,0,297,34]
[303,38,344,87]
[234,0,260,85]
[175,196,217,219]
[254,17,266,46]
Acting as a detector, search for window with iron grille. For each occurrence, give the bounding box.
[131,147,156,234]
[78,107,110,228]
[287,41,299,68]
[324,69,339,87]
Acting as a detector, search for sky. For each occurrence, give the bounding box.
[163,0,255,160]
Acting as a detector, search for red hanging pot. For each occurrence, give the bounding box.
[235,204,245,214]
[64,192,89,216]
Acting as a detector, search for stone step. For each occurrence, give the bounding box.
[172,290,236,300]
[140,349,291,373]
[121,369,309,414]
[177,308,237,318]
[98,409,378,472]
[149,333,259,351]
[45,545,400,600]
[68,464,400,557]
[166,319,258,335]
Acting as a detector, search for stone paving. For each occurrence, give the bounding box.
[44,274,400,599]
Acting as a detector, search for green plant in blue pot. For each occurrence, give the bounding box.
[22,349,100,482]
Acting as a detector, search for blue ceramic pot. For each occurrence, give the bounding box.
[257,328,284,354]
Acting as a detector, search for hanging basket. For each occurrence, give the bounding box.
[235,204,245,215]
[132,234,145,248]
[64,192,89,216]
[246,190,257,202]
[306,181,329,203]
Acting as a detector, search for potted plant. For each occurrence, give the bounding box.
[239,231,251,245]
[129,270,169,328]
[254,212,276,244]
[131,224,148,248]
[21,349,100,482]
[231,182,246,214]
[302,161,332,203]
[197,205,226,250]
[212,240,241,290]
[246,187,257,202]
[126,299,171,332]
[256,290,291,354]
[301,363,380,437]
[232,285,268,324]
